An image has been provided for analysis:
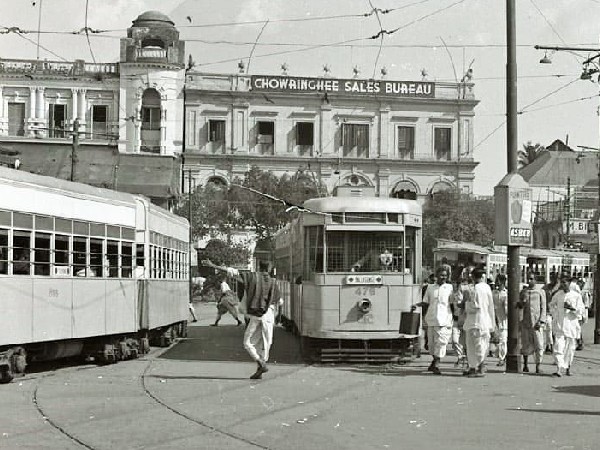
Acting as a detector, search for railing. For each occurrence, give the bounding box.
[0,58,119,76]
[135,48,167,60]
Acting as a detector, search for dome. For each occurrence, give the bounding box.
[132,11,175,27]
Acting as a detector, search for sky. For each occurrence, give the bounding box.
[1,0,600,196]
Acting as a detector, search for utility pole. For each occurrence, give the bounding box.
[565,177,571,246]
[71,118,79,182]
[505,0,522,373]
[188,169,193,305]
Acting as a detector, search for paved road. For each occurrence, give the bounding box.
[1,301,599,450]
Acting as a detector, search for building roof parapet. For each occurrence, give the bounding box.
[0,58,119,78]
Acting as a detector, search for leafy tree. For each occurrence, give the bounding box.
[518,141,545,169]
[422,192,495,268]
[197,239,251,295]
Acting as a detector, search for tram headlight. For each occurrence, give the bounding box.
[357,298,372,314]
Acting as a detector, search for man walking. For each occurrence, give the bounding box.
[493,274,508,366]
[413,268,454,375]
[463,268,495,377]
[518,272,546,374]
[204,259,281,380]
[550,277,585,377]
[542,272,560,354]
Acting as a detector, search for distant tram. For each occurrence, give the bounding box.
[0,167,190,382]
[274,187,422,362]
[433,239,591,286]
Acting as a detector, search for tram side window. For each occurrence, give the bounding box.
[73,237,87,276]
[34,232,51,276]
[90,238,103,277]
[13,231,31,275]
[107,240,119,278]
[0,229,8,274]
[135,244,144,277]
[55,234,70,268]
[405,228,416,281]
[326,232,345,272]
[304,226,324,279]
[122,242,133,278]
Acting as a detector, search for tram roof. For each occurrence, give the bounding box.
[0,165,137,205]
[303,196,422,214]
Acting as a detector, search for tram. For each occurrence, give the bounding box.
[433,239,591,286]
[0,166,190,382]
[274,186,422,362]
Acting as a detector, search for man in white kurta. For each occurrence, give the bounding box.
[463,269,496,377]
[550,278,585,377]
[415,268,454,375]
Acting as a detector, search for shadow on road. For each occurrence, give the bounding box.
[509,408,600,416]
[552,384,600,397]
[159,325,305,365]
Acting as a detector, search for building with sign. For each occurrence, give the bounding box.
[0,10,479,204]
[183,71,479,199]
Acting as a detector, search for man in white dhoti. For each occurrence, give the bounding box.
[413,268,453,375]
[550,277,585,377]
[463,268,496,377]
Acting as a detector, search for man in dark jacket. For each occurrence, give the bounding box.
[204,259,281,379]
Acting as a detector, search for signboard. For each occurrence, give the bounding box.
[345,274,383,285]
[563,219,590,235]
[494,173,533,247]
[251,75,435,98]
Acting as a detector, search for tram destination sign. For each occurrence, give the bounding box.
[345,275,383,285]
[251,75,435,98]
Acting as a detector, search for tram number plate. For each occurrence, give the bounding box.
[345,275,383,285]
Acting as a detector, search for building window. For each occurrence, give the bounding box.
[434,127,451,160]
[48,104,66,138]
[297,122,314,144]
[397,126,415,159]
[7,103,25,137]
[209,119,226,142]
[141,107,161,131]
[91,105,108,139]
[342,123,369,158]
[257,121,274,155]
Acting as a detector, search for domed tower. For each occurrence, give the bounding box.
[118,11,185,155]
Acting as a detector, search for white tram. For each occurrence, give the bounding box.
[434,239,591,287]
[0,167,189,382]
[274,187,422,362]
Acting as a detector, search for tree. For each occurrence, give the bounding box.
[518,141,545,169]
[197,239,251,294]
[422,192,495,268]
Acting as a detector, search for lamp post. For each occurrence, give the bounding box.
[534,43,600,344]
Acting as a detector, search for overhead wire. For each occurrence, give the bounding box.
[84,0,97,64]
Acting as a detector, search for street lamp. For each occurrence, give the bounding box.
[535,43,600,344]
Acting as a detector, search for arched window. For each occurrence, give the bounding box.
[392,180,418,200]
[140,89,161,153]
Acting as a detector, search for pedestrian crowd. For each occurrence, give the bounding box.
[415,262,589,377]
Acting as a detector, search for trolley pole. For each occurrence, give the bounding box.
[506,0,522,373]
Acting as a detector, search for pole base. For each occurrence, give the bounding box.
[595,329,600,345]
[506,354,522,373]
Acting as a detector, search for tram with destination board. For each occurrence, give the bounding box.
[274,186,423,362]
[0,166,190,382]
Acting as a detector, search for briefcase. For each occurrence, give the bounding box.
[399,311,420,335]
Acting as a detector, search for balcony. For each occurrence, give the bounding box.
[135,47,167,62]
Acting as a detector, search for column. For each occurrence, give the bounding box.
[29,87,36,119]
[36,87,45,119]
[320,104,333,155]
[379,107,390,158]
[71,88,78,121]
[77,89,86,120]
[0,85,4,117]
[0,86,6,135]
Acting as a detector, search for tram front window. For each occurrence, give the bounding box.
[326,231,409,273]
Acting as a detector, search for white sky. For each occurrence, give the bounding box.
[1,0,599,195]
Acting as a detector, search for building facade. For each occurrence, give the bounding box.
[0,10,479,204]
